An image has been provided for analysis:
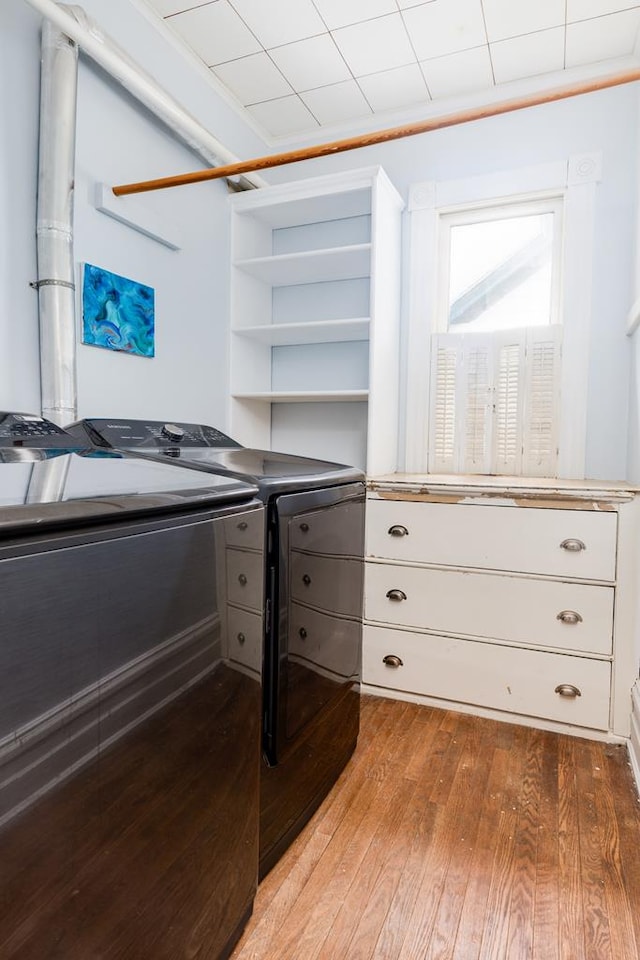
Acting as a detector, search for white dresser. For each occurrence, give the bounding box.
[364,475,640,739]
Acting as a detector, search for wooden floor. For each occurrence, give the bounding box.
[232,694,640,960]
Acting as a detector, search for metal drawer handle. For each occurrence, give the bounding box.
[238,574,248,586]
[300,522,309,533]
[302,574,312,586]
[560,538,586,552]
[383,654,404,668]
[556,610,583,625]
[386,589,407,602]
[299,627,307,639]
[237,632,246,645]
[388,525,409,537]
[555,683,582,699]
[237,521,248,531]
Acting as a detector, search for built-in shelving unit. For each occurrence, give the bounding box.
[228,166,404,473]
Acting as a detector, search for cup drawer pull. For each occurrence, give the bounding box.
[388,525,409,537]
[386,589,407,602]
[560,538,586,552]
[555,683,582,699]
[556,610,583,625]
[383,654,404,668]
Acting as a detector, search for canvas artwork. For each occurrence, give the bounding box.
[81,263,155,358]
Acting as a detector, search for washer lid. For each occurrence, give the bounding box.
[0,451,259,533]
[68,417,364,492]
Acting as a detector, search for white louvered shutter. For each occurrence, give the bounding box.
[493,334,526,474]
[521,325,561,476]
[461,337,493,473]
[428,336,459,472]
[428,327,561,477]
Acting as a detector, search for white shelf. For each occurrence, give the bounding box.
[228,166,404,472]
[232,390,369,403]
[232,318,370,346]
[234,244,371,286]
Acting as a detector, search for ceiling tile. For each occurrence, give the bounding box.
[269,34,351,90]
[229,0,326,48]
[490,27,565,83]
[149,0,211,16]
[566,8,640,62]
[169,1,261,64]
[482,0,566,42]
[311,0,397,30]
[332,14,416,76]
[212,52,293,104]
[397,0,437,8]
[567,0,640,21]
[358,63,430,112]
[421,45,494,97]
[402,0,487,61]
[246,95,320,136]
[301,80,373,124]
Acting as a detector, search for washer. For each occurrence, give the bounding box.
[0,412,264,960]
[68,417,365,878]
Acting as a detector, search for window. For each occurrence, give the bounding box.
[429,198,563,477]
[404,158,600,480]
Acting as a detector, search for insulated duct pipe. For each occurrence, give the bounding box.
[36,18,79,426]
[28,0,268,429]
[23,0,267,187]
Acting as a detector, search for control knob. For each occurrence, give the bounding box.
[161,423,185,443]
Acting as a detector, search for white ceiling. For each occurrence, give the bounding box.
[141,0,640,141]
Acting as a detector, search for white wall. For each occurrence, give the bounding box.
[266,86,639,481]
[0,0,268,425]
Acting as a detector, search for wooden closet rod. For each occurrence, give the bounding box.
[112,67,640,196]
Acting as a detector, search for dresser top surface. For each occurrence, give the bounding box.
[367,473,640,504]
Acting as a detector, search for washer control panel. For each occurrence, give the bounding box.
[0,413,82,447]
[74,418,243,450]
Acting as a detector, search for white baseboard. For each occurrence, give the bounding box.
[629,680,640,796]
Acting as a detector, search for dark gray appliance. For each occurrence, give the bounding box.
[67,418,365,878]
[0,412,264,960]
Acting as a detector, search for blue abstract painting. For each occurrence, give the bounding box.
[82,263,155,358]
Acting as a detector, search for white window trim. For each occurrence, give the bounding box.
[404,154,602,479]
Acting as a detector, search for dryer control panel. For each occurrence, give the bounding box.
[70,418,243,451]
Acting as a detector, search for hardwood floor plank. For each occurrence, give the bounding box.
[314,776,419,960]
[395,713,493,960]
[600,744,640,951]
[532,730,560,960]
[449,742,513,960]
[576,739,614,960]
[504,727,544,960]
[231,697,640,960]
[591,743,639,960]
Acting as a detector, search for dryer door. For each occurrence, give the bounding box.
[264,481,364,765]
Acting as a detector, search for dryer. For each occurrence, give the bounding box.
[68,417,365,878]
[0,413,263,960]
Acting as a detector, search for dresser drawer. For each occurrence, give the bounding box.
[365,563,614,655]
[366,499,617,581]
[364,626,611,730]
[290,551,363,619]
[226,548,263,611]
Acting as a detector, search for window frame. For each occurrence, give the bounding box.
[403,156,601,479]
